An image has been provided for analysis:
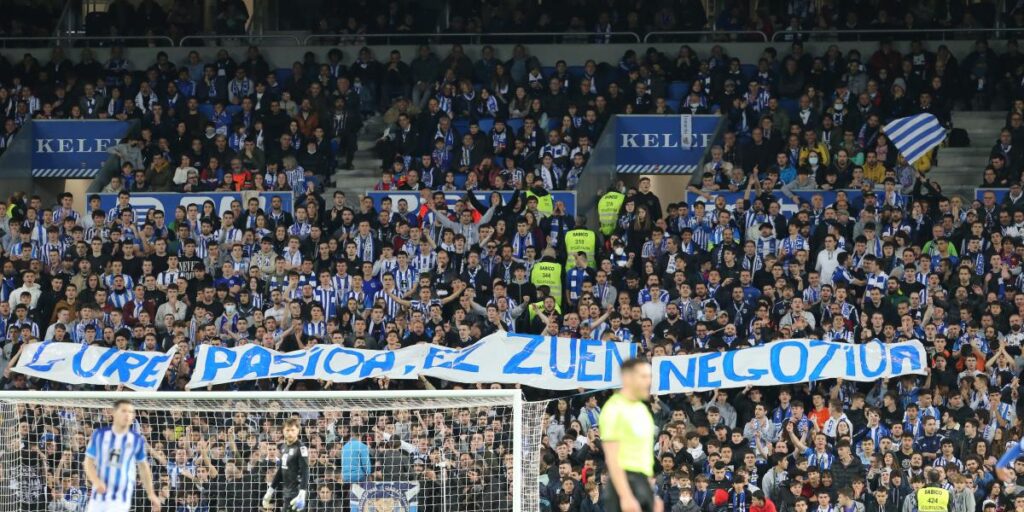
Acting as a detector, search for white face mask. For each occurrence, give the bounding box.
[681,496,692,504]
[834,102,844,111]
[614,247,624,255]
[226,305,236,314]
[809,157,820,165]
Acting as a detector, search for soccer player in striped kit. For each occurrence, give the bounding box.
[84,399,160,512]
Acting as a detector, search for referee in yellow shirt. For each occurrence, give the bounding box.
[600,358,657,512]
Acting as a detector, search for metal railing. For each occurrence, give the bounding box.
[179,34,302,46]
[302,31,642,45]
[769,27,1024,42]
[643,30,769,43]
[0,35,176,48]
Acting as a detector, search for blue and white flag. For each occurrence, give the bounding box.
[883,113,946,164]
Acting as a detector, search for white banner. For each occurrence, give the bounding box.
[13,342,178,391]
[186,333,639,390]
[651,339,928,395]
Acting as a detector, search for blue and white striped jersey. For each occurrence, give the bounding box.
[85,427,147,506]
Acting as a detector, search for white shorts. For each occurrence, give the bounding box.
[86,499,131,512]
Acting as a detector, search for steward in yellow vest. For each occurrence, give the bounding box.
[525,186,554,217]
[917,486,949,512]
[598,190,625,236]
[530,257,564,307]
[563,227,597,269]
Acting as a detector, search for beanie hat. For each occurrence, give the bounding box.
[713,489,729,507]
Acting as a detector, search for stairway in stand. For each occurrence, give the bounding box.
[323,115,386,206]
[928,111,1005,199]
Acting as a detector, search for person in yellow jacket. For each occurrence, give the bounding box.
[798,131,831,167]
[861,150,888,183]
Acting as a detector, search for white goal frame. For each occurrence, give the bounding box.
[0,389,529,512]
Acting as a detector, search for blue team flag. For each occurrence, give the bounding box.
[883,113,946,165]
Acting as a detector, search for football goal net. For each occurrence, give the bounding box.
[0,390,548,512]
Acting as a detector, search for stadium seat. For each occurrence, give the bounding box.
[778,98,800,118]
[478,118,495,134]
[740,64,757,80]
[507,118,525,134]
[198,104,215,119]
[668,81,689,101]
[665,99,681,112]
[274,68,293,85]
[453,119,471,136]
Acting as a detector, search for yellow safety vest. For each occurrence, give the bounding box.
[530,261,563,307]
[564,228,597,269]
[525,190,554,217]
[597,191,625,236]
[917,487,950,512]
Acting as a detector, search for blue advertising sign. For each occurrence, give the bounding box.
[98,192,294,226]
[684,190,866,217]
[615,115,722,174]
[975,188,1009,203]
[365,191,577,217]
[32,120,132,178]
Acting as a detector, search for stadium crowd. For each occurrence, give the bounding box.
[2,22,1024,512]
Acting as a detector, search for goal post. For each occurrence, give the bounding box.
[0,390,546,512]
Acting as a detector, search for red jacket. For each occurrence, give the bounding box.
[751,498,777,512]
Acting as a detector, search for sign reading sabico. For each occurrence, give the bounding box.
[615,114,721,175]
[31,120,132,178]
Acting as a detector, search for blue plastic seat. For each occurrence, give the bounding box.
[668,81,689,100]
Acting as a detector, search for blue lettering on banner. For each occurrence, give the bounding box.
[859,342,887,378]
[14,342,176,391]
[272,351,307,378]
[200,346,238,382]
[604,342,637,381]
[72,346,118,378]
[807,340,838,381]
[502,336,545,376]
[233,346,271,380]
[658,357,696,392]
[23,342,66,372]
[890,344,924,374]
[323,347,364,376]
[722,349,768,383]
[101,352,150,383]
[698,352,723,388]
[576,338,603,382]
[550,337,577,380]
[652,339,927,394]
[133,354,173,389]
[361,352,395,378]
[770,340,809,383]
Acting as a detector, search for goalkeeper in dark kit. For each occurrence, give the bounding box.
[263,418,310,511]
